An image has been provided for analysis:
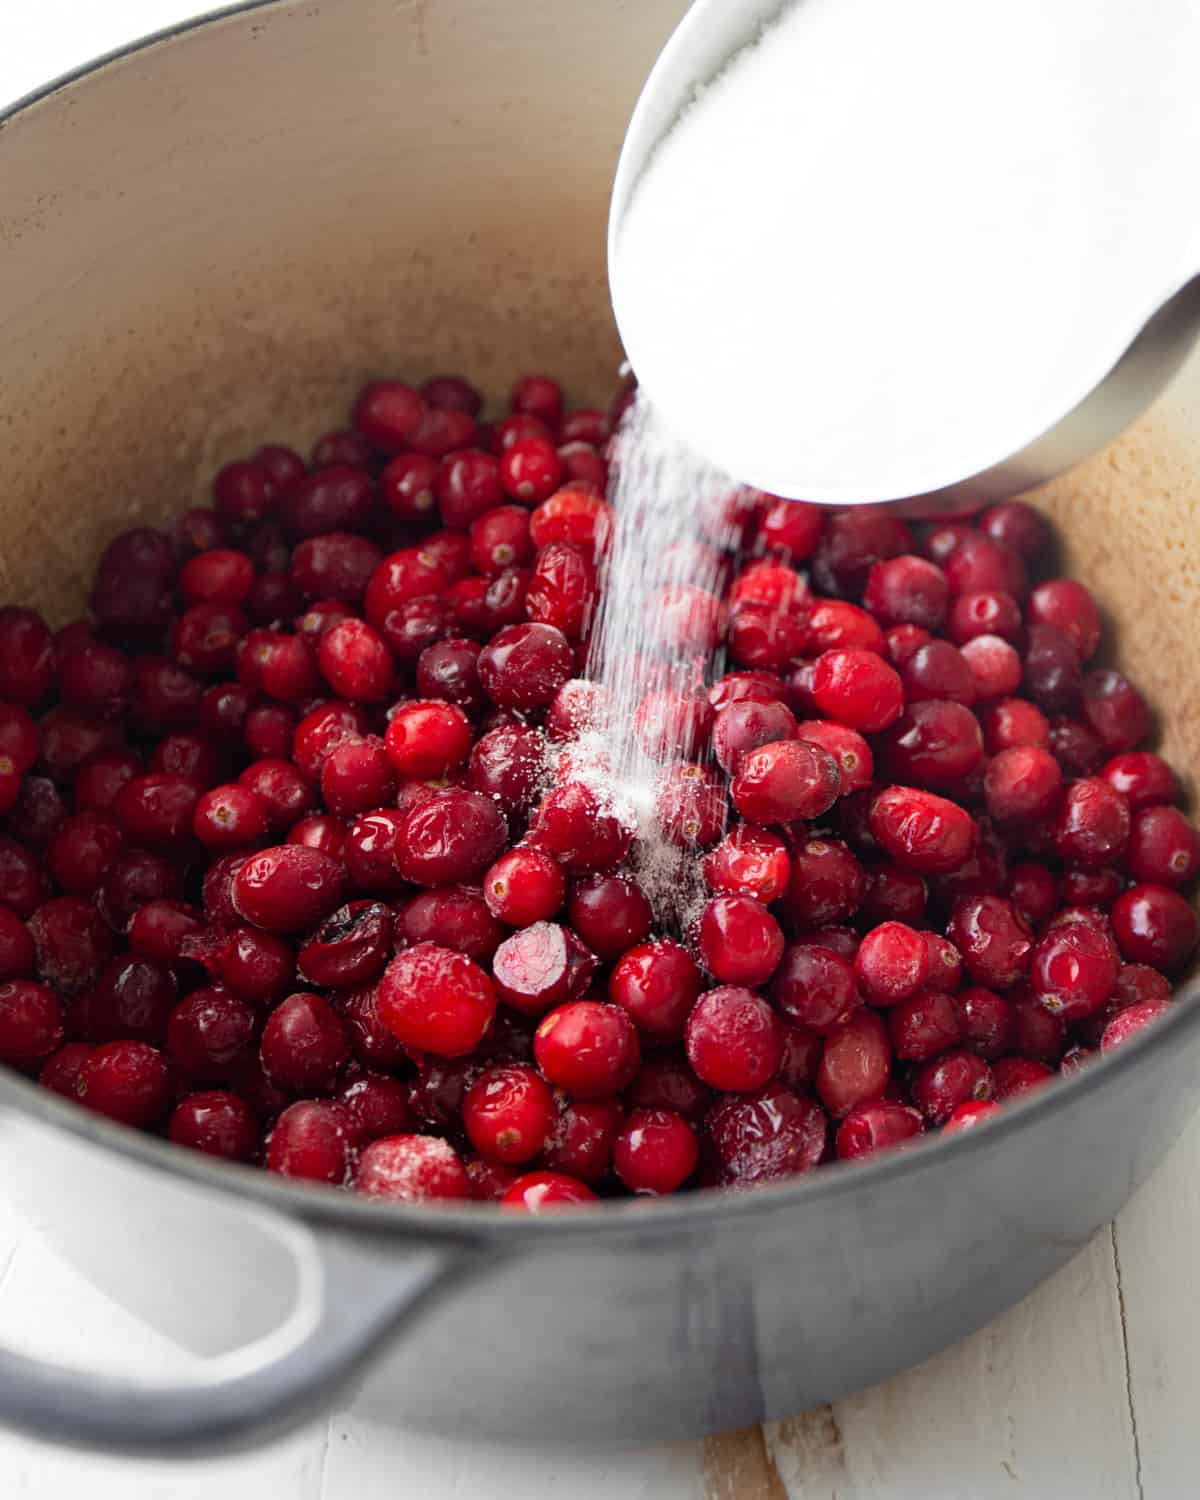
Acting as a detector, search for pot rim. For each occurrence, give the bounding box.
[1,0,1197,1247]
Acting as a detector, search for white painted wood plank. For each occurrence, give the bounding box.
[763,1233,1140,1499]
[1108,1107,1200,1500]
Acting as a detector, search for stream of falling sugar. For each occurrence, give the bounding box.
[574,395,744,928]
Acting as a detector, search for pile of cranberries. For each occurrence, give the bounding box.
[0,367,1194,1215]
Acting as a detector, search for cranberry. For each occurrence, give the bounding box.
[39,1041,95,1097]
[653,764,726,849]
[343,809,408,896]
[500,437,563,504]
[888,988,963,1061]
[0,608,54,704]
[335,1072,411,1147]
[401,888,504,965]
[835,1101,924,1160]
[863,555,948,630]
[560,877,648,961]
[87,957,177,1044]
[29,897,113,996]
[868,785,975,874]
[76,1040,171,1128]
[89,529,176,646]
[768,943,856,1033]
[99,850,180,932]
[467,725,544,814]
[396,788,507,886]
[1082,669,1153,753]
[1100,751,1179,811]
[379,942,497,1056]
[290,534,381,605]
[314,618,391,703]
[44,812,123,897]
[698,896,783,987]
[961,634,1022,701]
[884,624,932,667]
[214,459,275,524]
[380,451,438,521]
[385,700,473,778]
[73,748,141,813]
[167,987,256,1083]
[612,1108,698,1194]
[1101,999,1171,1053]
[259,991,349,1093]
[289,814,347,858]
[945,894,1032,989]
[492,921,597,1015]
[984,745,1063,824]
[1053,777,1130,867]
[947,590,1022,645]
[192,784,272,851]
[943,1099,1003,1133]
[542,1094,622,1182]
[706,1081,828,1184]
[807,600,886,655]
[727,603,808,671]
[909,1050,994,1124]
[603,940,698,1042]
[1030,920,1120,1020]
[501,1170,597,1211]
[416,639,485,715]
[854,921,929,1004]
[711,699,795,774]
[422,374,483,415]
[112,773,202,850]
[1127,805,1200,886]
[992,1056,1054,1100]
[730,739,841,824]
[299,901,392,989]
[169,1091,258,1161]
[204,927,294,1008]
[684,987,782,1092]
[477,622,574,710]
[882,700,983,789]
[463,1063,554,1164]
[781,839,866,928]
[1111,884,1198,971]
[811,648,903,732]
[528,781,634,872]
[484,848,566,927]
[862,863,928,926]
[980,697,1050,755]
[702,825,791,904]
[320,737,397,818]
[1027,579,1101,660]
[536,1000,640,1097]
[0,979,64,1067]
[232,845,349,933]
[813,509,912,596]
[267,1101,352,1184]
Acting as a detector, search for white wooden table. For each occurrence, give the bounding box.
[2,6,1198,1496]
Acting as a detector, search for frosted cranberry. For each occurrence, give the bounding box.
[315,619,391,703]
[910,1050,994,1125]
[0,979,63,1066]
[289,814,346,859]
[169,1091,257,1161]
[232,845,349,933]
[379,942,497,1056]
[867,786,975,875]
[100,850,180,931]
[706,1081,828,1184]
[492,921,598,1016]
[38,1041,94,1097]
[477,622,573,710]
[238,758,317,832]
[646,584,723,657]
[956,986,1016,1059]
[813,509,912,595]
[463,1063,554,1165]
[632,689,711,760]
[1127,805,1200,886]
[888,988,963,1061]
[702,825,791,905]
[811,649,903,733]
[780,839,864,930]
[292,701,370,780]
[946,895,1033,989]
[729,739,840,825]
[862,863,928,926]
[0,608,54,704]
[5,780,65,852]
[38,706,123,779]
[484,848,566,927]
[943,1098,1003,1133]
[529,781,634,871]
[816,1009,891,1117]
[901,640,976,706]
[1029,918,1120,1021]
[650,764,725,850]
[854,922,929,1005]
[883,700,983,789]
[76,1040,170,1128]
[726,605,808,671]
[299,901,392,989]
[90,529,176,646]
[500,436,562,504]
[771,943,859,1032]
[267,1101,352,1183]
[863,555,948,630]
[73,748,141,813]
[206,927,294,1007]
[611,1108,697,1195]
[603,940,698,1042]
[1021,625,1082,715]
[709,699,795,775]
[192,784,271,852]
[1113,963,1172,1013]
[385,701,473,780]
[335,1072,411,1147]
[44,812,122,897]
[342,810,406,896]
[1052,777,1130,868]
[1112,884,1198,971]
[87,958,177,1044]
[992,1056,1053,1100]
[320,737,396,819]
[167,987,256,1082]
[29,898,113,996]
[1081,668,1153,752]
[678,987,779,1093]
[836,1101,924,1160]
[258,992,348,1094]
[1101,999,1171,1053]
[396,789,507,888]
[1061,866,1123,908]
[980,698,1050,756]
[1100,751,1178,812]
[960,634,1022,701]
[983,746,1061,826]
[536,1000,640,1097]
[501,1170,597,1211]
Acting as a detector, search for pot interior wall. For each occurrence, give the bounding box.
[0,0,1198,791]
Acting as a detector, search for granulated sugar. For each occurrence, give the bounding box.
[613,0,1200,502]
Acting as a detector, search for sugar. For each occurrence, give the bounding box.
[613,0,1200,502]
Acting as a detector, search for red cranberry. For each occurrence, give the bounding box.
[901,640,976,706]
[812,509,912,596]
[1100,751,1179,812]
[113,773,203,850]
[267,1100,352,1184]
[501,437,563,504]
[168,987,257,1083]
[1111,884,1198,971]
[1061,866,1123,909]
[1127,805,1200,886]
[653,764,726,850]
[698,896,783,987]
[232,845,349,933]
[416,639,486,715]
[169,1091,258,1161]
[781,839,866,928]
[1101,999,1170,1053]
[315,618,392,703]
[483,848,566,927]
[702,826,791,905]
[536,1000,640,1097]
[910,1050,994,1124]
[76,1040,171,1128]
[948,590,1022,645]
[44,812,123,897]
[706,1081,827,1184]
[1053,777,1130,867]
[335,1072,411,1147]
[530,487,612,555]
[38,1041,94,1097]
[99,850,180,932]
[214,459,275,524]
[729,739,841,824]
[882,700,983,789]
[342,809,407,896]
[385,701,473,779]
[0,979,64,1067]
[477,622,574,710]
[980,697,1050,753]
[492,921,598,1016]
[961,634,1022,701]
[87,957,177,1044]
[606,940,699,1042]
[984,746,1063,824]
[613,1108,698,1194]
[29,897,113,996]
[542,1094,622,1182]
[528,781,634,872]
[1082,669,1153,753]
[811,648,903,732]
[320,737,396,819]
[862,863,928,926]
[955,986,1016,1059]
[260,991,349,1093]
[869,786,975,873]
[946,894,1032,988]
[1030,920,1120,1020]
[814,1008,890,1117]
[770,943,859,1033]
[992,1056,1054,1100]
[942,1099,1002,1133]
[888,988,963,1061]
[193,784,272,851]
[0,608,54,704]
[628,1052,712,1121]
[501,1170,597,1211]
[835,1101,924,1160]
[561,876,649,961]
[206,926,295,1007]
[299,901,392,989]
[396,789,507,887]
[854,921,929,1004]
[379,942,496,1056]
[863,555,948,630]
[684,987,782,1092]
[1027,579,1101,659]
[463,1063,554,1164]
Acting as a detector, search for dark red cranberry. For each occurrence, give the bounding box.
[381,452,439,521]
[238,758,317,832]
[652,764,726,850]
[888,988,963,1061]
[113,772,202,849]
[1030,920,1120,1020]
[730,739,841,824]
[416,639,485,715]
[1021,626,1083,714]
[706,1081,827,1184]
[863,555,948,630]
[946,894,1033,988]
[87,957,177,1044]
[955,986,1016,1059]
[882,700,983,789]
[781,839,865,928]
[1082,669,1153,753]
[565,876,651,961]
[1061,866,1123,909]
[812,509,912,596]
[127,901,204,967]
[947,590,1022,645]
[1111,884,1198,971]
[243,703,298,761]
[290,532,382,604]
[267,1100,352,1184]
[528,781,635,872]
[901,640,976,706]
[1053,777,1130,867]
[280,465,375,539]
[983,745,1063,824]
[98,850,180,932]
[910,1050,994,1124]
[29,897,113,996]
[335,1071,412,1147]
[232,845,349,933]
[0,979,64,1066]
[395,789,507,887]
[399,888,502,965]
[343,809,408,896]
[168,987,257,1083]
[770,942,859,1033]
[38,706,124,779]
[38,1041,94,1097]
[259,991,349,1093]
[214,459,275,525]
[76,1040,171,1128]
[467,725,545,814]
[992,1056,1054,1100]
[0,608,54,704]
[298,901,392,989]
[169,1091,257,1161]
[477,622,574,710]
[89,529,176,646]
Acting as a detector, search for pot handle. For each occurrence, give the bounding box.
[0,1213,476,1454]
